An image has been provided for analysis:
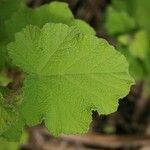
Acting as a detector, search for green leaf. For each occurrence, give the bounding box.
[0,43,7,70]
[0,0,24,70]
[130,58,146,81]
[0,138,19,150]
[5,1,95,41]
[112,0,150,33]
[129,30,149,59]
[0,87,8,96]
[117,34,131,46]
[8,23,133,136]
[0,130,28,149]
[0,93,18,135]
[133,0,150,33]
[105,0,150,86]
[2,1,95,71]
[1,116,24,141]
[116,43,149,82]
[0,0,24,21]
[0,73,12,87]
[69,19,95,35]
[104,6,136,35]
[112,0,134,14]
[0,0,24,40]
[0,92,24,141]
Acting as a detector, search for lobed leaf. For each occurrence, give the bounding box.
[8,23,133,136]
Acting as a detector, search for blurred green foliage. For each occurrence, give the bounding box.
[0,130,28,150]
[0,0,24,70]
[104,0,150,92]
[0,0,95,71]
